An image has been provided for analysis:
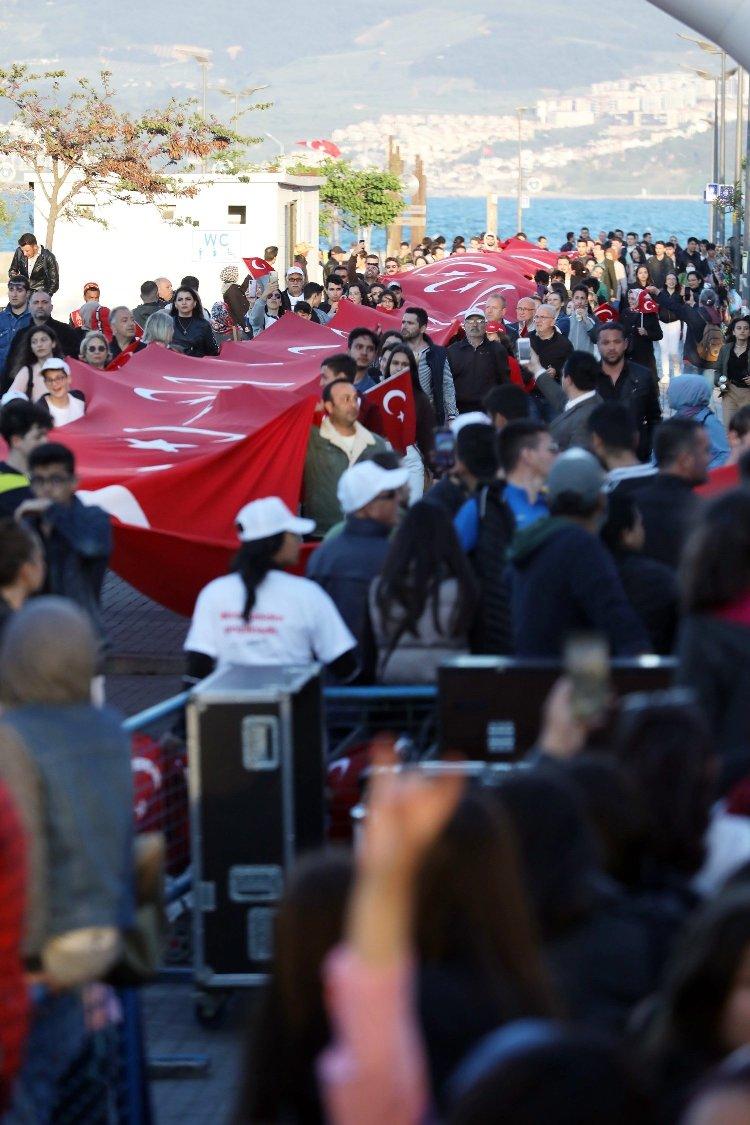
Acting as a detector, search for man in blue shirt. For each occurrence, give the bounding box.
[454,419,555,551]
[0,278,32,390]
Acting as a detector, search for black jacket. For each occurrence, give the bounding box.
[595,360,662,461]
[170,316,220,358]
[620,310,663,373]
[629,473,702,570]
[9,245,59,295]
[612,550,679,655]
[677,614,750,793]
[447,337,509,413]
[468,480,516,655]
[656,290,716,371]
[508,517,649,657]
[529,330,573,378]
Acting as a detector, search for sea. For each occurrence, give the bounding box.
[369,195,713,252]
[1,192,712,254]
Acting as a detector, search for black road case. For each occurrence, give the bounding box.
[187,664,325,987]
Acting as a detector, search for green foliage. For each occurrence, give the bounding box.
[287,158,404,234]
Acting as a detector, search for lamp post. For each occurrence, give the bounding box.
[515,106,528,234]
[682,61,738,243]
[173,45,213,172]
[263,132,285,158]
[219,84,270,123]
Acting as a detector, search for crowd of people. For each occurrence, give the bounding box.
[3,220,750,1121]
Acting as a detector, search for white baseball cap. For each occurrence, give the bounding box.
[41,357,71,375]
[450,412,492,435]
[286,265,305,277]
[463,307,486,321]
[235,497,315,541]
[337,461,409,515]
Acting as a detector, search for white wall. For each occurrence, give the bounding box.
[28,172,323,318]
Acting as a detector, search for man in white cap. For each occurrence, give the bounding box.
[184,496,357,682]
[447,307,510,416]
[306,455,408,650]
[280,265,306,312]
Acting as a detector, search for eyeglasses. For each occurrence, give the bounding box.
[87,345,107,353]
[43,375,68,385]
[267,293,281,299]
[30,473,72,486]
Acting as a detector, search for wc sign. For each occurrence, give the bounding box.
[192,230,242,263]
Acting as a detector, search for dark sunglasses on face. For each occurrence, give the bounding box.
[30,473,72,486]
[87,345,107,352]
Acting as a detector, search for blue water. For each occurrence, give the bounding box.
[370,196,713,252]
[3,191,711,253]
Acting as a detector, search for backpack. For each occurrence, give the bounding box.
[697,323,724,365]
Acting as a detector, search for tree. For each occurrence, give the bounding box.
[287,158,404,238]
[0,65,249,248]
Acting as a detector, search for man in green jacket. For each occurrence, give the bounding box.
[303,379,390,536]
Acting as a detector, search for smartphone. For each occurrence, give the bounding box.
[517,336,532,365]
[563,634,610,722]
[433,426,456,474]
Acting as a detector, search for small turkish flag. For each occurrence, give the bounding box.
[594,303,618,323]
[636,289,659,315]
[242,257,275,279]
[364,371,416,454]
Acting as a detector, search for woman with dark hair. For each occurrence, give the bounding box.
[677,488,750,792]
[378,289,398,313]
[658,272,685,383]
[497,766,663,1034]
[626,245,647,284]
[383,346,436,502]
[414,789,557,1102]
[368,501,479,682]
[169,286,219,357]
[236,848,354,1124]
[640,887,750,1121]
[377,330,405,379]
[2,326,62,403]
[184,497,356,685]
[344,280,371,307]
[633,261,651,290]
[600,490,679,654]
[620,285,662,376]
[614,693,715,902]
[716,314,750,420]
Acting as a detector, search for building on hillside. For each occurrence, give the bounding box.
[23,171,324,317]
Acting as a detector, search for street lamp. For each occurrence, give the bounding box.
[515,106,529,234]
[220,84,270,123]
[264,131,285,157]
[173,45,213,172]
[681,60,738,243]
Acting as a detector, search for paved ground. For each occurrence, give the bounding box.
[143,983,255,1124]
[102,574,255,1122]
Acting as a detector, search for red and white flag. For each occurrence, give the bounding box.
[364,371,416,454]
[296,139,342,158]
[242,257,275,279]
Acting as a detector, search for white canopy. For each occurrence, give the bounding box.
[648,0,750,68]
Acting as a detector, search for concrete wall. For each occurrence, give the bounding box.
[27,173,323,318]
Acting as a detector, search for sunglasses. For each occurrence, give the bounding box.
[30,473,72,486]
[87,345,107,352]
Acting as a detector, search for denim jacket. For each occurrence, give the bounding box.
[0,704,134,954]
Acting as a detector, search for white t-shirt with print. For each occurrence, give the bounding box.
[184,569,355,667]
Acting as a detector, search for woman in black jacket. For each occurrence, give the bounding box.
[169,287,220,358]
[620,286,663,377]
